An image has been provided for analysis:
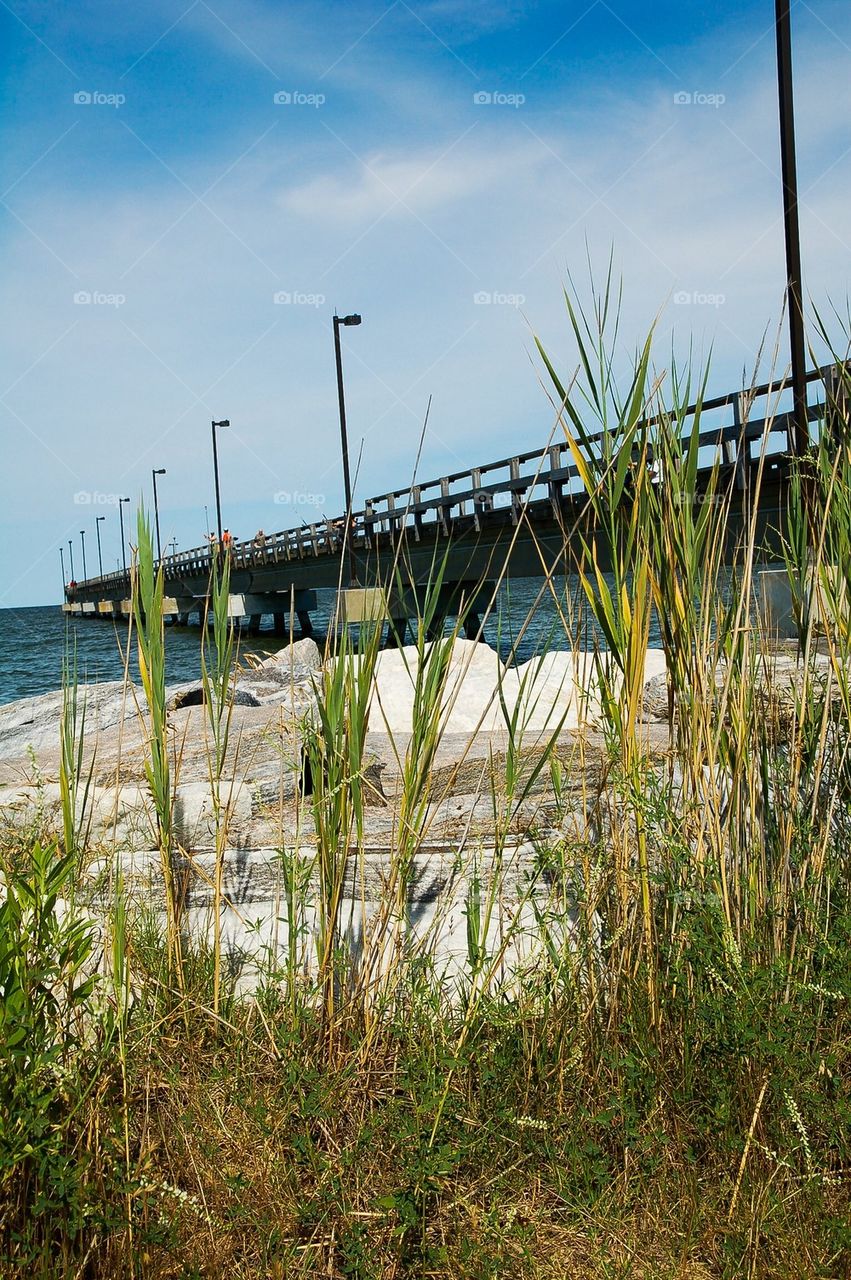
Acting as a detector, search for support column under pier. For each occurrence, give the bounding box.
[386,616,408,647]
[463,611,482,641]
[229,590,317,638]
[339,581,495,646]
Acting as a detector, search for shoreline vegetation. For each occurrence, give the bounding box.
[2,302,851,1278]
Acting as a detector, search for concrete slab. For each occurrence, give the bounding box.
[341,587,389,623]
[757,568,799,640]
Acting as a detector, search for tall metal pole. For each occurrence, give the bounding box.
[80,529,87,582]
[211,420,229,545]
[333,313,361,584]
[775,0,809,457]
[69,539,75,581]
[119,498,129,576]
[95,515,105,577]
[152,469,165,563]
[212,422,222,544]
[60,546,66,593]
[334,318,354,525]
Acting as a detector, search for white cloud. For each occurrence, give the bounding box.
[279,138,526,222]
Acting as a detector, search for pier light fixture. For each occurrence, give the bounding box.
[211,419,230,546]
[60,546,66,595]
[80,529,87,582]
[332,312,362,584]
[152,469,166,564]
[95,514,105,578]
[118,497,130,576]
[68,539,75,582]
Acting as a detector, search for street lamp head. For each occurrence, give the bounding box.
[120,496,130,503]
[212,419,230,428]
[96,514,105,523]
[339,314,361,327]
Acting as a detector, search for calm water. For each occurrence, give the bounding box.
[0,579,662,706]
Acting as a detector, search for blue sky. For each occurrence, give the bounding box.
[1,0,849,605]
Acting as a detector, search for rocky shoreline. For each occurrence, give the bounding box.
[0,637,672,844]
[1,635,829,854]
[0,634,827,986]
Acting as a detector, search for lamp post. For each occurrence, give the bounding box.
[333,312,362,582]
[152,469,166,564]
[80,529,87,582]
[95,515,105,578]
[211,420,230,545]
[118,497,130,576]
[60,546,66,595]
[68,539,75,582]
[775,0,809,458]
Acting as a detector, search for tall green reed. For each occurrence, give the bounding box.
[132,508,184,988]
[532,279,847,1041]
[536,281,661,1016]
[200,549,236,1015]
[302,610,381,1046]
[58,637,94,867]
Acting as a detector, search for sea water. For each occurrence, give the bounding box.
[0,578,662,706]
